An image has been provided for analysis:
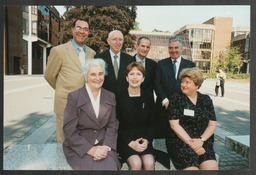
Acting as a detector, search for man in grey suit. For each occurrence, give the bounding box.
[44,19,96,143]
[95,30,134,98]
[155,36,195,139]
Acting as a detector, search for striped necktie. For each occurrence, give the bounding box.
[78,47,85,65]
[173,60,177,79]
[113,55,118,79]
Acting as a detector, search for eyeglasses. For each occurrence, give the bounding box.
[75,26,89,32]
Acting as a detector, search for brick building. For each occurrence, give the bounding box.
[4,5,62,75]
[4,6,23,75]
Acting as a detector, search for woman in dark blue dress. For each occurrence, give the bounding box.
[166,67,218,170]
[117,62,155,170]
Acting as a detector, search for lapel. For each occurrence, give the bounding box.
[105,51,117,80]
[117,52,127,81]
[77,85,99,125]
[167,57,176,80]
[145,58,150,78]
[65,41,81,69]
[177,57,185,78]
[97,89,115,123]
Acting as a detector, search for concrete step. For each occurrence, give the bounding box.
[225,135,249,159]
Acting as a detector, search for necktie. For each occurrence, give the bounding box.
[113,55,118,79]
[78,47,85,65]
[173,60,177,79]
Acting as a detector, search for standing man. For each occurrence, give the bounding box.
[215,67,226,97]
[44,19,96,143]
[134,36,157,98]
[95,30,134,97]
[154,36,195,139]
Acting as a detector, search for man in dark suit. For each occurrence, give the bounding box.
[134,36,157,99]
[95,30,135,97]
[155,36,195,139]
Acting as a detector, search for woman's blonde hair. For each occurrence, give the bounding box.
[179,67,204,88]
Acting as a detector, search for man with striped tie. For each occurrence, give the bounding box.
[95,30,134,98]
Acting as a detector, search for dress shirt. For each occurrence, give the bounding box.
[135,55,146,67]
[85,83,101,119]
[72,39,85,56]
[109,49,121,69]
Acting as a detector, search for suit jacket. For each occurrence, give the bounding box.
[44,41,96,115]
[62,85,120,170]
[134,55,157,97]
[155,57,195,102]
[95,50,135,97]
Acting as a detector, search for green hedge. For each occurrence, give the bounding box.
[203,73,250,79]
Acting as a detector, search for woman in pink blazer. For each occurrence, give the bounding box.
[62,58,120,170]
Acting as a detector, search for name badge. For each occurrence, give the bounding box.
[184,109,194,117]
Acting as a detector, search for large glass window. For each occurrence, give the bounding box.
[38,6,50,41]
[23,18,28,34]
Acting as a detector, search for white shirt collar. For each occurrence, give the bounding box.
[135,55,146,67]
[85,83,101,118]
[109,49,121,67]
[172,56,181,63]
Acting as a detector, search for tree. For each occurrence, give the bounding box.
[59,6,137,53]
[131,21,141,31]
[211,44,243,73]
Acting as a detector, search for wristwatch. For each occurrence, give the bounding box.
[200,137,206,142]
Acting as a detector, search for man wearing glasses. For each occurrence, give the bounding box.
[44,19,96,143]
[95,30,134,97]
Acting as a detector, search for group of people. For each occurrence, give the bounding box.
[44,19,218,171]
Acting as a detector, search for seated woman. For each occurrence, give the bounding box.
[166,67,218,170]
[62,58,120,170]
[117,62,155,170]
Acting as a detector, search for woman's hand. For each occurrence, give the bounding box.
[87,146,108,161]
[189,138,204,151]
[194,147,206,156]
[128,138,148,152]
[188,139,205,155]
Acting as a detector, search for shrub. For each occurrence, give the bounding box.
[203,73,250,79]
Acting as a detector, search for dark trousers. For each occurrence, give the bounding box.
[215,80,225,96]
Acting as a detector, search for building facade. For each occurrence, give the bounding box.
[4,6,23,75]
[4,5,62,75]
[174,17,234,73]
[174,24,216,73]
[232,33,250,73]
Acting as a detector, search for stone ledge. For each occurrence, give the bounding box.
[225,135,249,159]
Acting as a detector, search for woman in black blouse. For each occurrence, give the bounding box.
[117,62,155,170]
[166,67,218,170]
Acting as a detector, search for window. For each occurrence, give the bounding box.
[23,18,28,34]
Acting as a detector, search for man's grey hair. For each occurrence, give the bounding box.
[108,30,124,39]
[168,36,184,48]
[81,58,107,77]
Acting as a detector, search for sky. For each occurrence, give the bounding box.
[55,5,250,33]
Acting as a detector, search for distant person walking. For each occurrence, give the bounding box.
[44,19,96,143]
[215,67,226,97]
